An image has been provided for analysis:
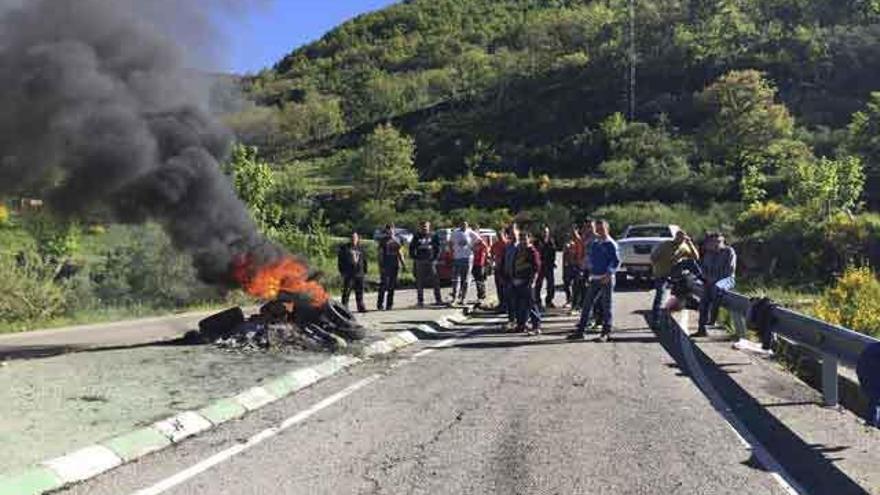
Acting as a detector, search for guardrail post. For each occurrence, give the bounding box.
[731,311,748,340]
[821,353,839,407]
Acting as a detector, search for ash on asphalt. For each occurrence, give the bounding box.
[0,319,385,476]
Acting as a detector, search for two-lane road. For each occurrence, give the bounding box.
[65,291,796,494]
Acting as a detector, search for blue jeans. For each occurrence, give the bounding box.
[451,259,472,301]
[652,278,669,324]
[577,278,614,333]
[511,281,540,329]
[699,277,735,330]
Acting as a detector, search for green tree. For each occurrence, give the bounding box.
[697,70,810,195]
[353,124,418,202]
[844,92,880,207]
[279,93,346,144]
[787,155,865,216]
[598,113,693,187]
[228,145,281,230]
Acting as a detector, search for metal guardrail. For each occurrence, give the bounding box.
[693,283,880,407]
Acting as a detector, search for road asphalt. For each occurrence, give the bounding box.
[62,290,800,495]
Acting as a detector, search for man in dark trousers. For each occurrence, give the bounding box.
[535,225,558,309]
[377,223,405,311]
[337,231,368,313]
[505,228,542,335]
[409,221,442,307]
[571,219,620,342]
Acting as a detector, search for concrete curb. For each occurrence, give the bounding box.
[0,314,459,495]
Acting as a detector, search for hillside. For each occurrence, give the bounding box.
[233,0,880,182]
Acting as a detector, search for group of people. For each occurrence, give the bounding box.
[336,221,491,313]
[650,230,737,336]
[337,219,738,340]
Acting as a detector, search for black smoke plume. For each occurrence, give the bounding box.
[0,0,281,284]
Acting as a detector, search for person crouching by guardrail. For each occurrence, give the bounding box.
[695,232,736,337]
[570,220,620,342]
[650,230,700,330]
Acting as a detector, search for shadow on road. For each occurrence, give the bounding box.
[648,313,870,495]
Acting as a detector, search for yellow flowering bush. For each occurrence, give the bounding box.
[0,204,8,226]
[814,267,880,338]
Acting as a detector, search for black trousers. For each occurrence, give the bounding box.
[378,266,399,309]
[341,275,365,311]
[535,268,556,306]
[472,265,488,300]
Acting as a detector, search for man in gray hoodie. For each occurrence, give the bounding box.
[696,232,736,336]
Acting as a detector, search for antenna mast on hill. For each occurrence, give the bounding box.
[627,0,637,120]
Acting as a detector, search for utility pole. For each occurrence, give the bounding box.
[627,0,637,120]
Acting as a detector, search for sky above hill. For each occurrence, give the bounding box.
[225,0,398,74]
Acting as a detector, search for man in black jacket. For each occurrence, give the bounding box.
[535,225,558,308]
[337,231,368,313]
[409,221,442,307]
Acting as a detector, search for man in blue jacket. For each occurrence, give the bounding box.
[570,219,620,342]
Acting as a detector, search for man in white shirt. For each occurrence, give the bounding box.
[449,220,480,305]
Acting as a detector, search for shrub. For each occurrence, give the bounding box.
[0,255,68,327]
[814,267,880,338]
[0,204,9,227]
[91,225,216,308]
[590,202,737,238]
[735,202,790,237]
[21,212,80,261]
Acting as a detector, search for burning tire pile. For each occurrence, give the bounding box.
[191,293,367,353]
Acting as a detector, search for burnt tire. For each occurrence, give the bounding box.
[325,301,358,328]
[198,307,245,341]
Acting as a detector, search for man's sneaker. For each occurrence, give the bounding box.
[533,327,542,336]
[566,332,587,341]
[692,328,708,337]
[416,302,425,308]
[598,331,611,343]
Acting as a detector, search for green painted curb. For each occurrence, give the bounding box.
[0,319,453,494]
[198,398,247,426]
[102,427,171,462]
[264,373,302,398]
[0,467,62,495]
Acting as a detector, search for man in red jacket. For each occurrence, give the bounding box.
[491,229,510,313]
[471,227,489,306]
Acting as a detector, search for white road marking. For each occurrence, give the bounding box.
[131,337,460,495]
[130,376,381,495]
[678,311,805,495]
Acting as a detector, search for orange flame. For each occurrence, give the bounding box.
[232,255,329,308]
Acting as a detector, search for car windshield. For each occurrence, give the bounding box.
[626,226,673,238]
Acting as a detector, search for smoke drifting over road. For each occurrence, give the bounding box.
[0,0,292,288]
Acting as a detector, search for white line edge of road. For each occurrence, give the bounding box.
[677,311,804,495]
[130,337,460,495]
